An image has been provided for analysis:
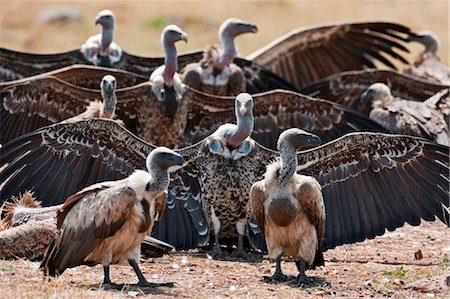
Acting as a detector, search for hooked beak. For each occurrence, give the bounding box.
[249,24,258,33]
[239,106,247,116]
[168,153,187,173]
[360,90,371,103]
[180,33,188,43]
[306,133,321,146]
[95,16,101,25]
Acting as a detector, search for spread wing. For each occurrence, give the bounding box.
[247,22,417,88]
[0,47,88,81]
[300,69,450,115]
[296,132,450,250]
[42,181,137,275]
[0,119,153,207]
[183,88,387,149]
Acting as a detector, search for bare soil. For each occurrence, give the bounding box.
[0,220,448,298]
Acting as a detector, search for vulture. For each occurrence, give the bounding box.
[250,128,324,284]
[80,10,122,67]
[0,68,386,148]
[404,31,450,85]
[299,69,450,115]
[0,74,122,144]
[0,117,448,254]
[149,25,188,117]
[360,83,449,145]
[182,18,258,96]
[246,22,422,88]
[0,191,174,261]
[41,147,184,288]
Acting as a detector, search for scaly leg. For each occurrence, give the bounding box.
[128,259,174,287]
[263,255,288,283]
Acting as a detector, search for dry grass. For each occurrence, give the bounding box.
[0,1,448,63]
[0,221,448,298]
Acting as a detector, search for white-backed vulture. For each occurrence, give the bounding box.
[181,18,258,96]
[250,128,324,284]
[300,69,449,116]
[0,117,448,254]
[360,83,449,145]
[404,31,450,85]
[0,69,386,147]
[246,22,422,88]
[40,147,184,288]
[149,25,188,117]
[0,74,121,143]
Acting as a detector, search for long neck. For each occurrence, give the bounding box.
[101,25,114,51]
[146,167,170,194]
[163,41,177,85]
[227,113,254,147]
[278,144,297,185]
[102,91,117,118]
[215,31,236,69]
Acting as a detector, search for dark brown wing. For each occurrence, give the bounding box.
[249,181,266,232]
[247,22,418,88]
[0,119,153,207]
[296,132,450,250]
[183,88,387,149]
[0,48,88,82]
[0,76,101,144]
[300,69,450,115]
[42,182,136,276]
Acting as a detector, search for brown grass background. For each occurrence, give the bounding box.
[0,1,448,64]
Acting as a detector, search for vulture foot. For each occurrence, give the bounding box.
[101,282,125,291]
[136,281,175,288]
[288,274,314,287]
[263,272,288,283]
[230,248,249,260]
[208,245,224,258]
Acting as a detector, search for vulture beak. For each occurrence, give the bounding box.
[239,105,247,116]
[180,33,188,43]
[95,16,102,25]
[360,90,371,103]
[249,24,258,33]
[167,153,187,173]
[306,133,321,146]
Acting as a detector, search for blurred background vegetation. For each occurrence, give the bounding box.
[0,1,448,63]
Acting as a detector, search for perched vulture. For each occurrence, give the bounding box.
[246,22,421,88]
[250,128,324,284]
[41,147,184,288]
[149,25,188,117]
[0,74,121,144]
[299,69,450,115]
[360,83,449,145]
[182,18,258,96]
[0,119,448,253]
[0,70,386,148]
[404,31,450,85]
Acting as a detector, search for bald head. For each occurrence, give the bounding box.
[219,18,258,39]
[95,10,115,28]
[407,30,440,53]
[360,83,393,103]
[100,75,117,94]
[147,147,185,173]
[235,93,254,118]
[277,128,321,151]
[162,25,188,46]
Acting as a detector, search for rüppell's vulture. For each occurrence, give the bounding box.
[0,117,448,253]
[80,10,122,67]
[0,10,203,82]
[149,25,188,118]
[405,31,450,85]
[0,69,386,148]
[182,18,258,96]
[40,147,184,289]
[0,74,122,144]
[360,83,449,145]
[300,69,450,115]
[0,191,175,261]
[246,22,422,88]
[250,128,324,285]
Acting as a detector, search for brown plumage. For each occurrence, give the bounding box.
[250,128,325,285]
[182,18,257,96]
[41,147,184,288]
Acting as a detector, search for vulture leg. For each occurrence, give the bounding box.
[263,255,288,283]
[230,233,249,259]
[103,265,111,284]
[128,259,174,288]
[101,265,124,290]
[289,259,313,287]
[208,233,223,258]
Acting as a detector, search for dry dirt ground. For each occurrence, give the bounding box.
[0,220,448,298]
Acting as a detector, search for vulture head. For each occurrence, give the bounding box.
[95,9,115,29]
[146,147,186,174]
[100,75,117,95]
[360,83,393,104]
[162,24,188,47]
[219,18,258,40]
[277,128,321,152]
[100,75,117,117]
[235,92,254,119]
[406,30,440,54]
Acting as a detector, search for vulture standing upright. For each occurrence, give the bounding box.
[360,83,449,145]
[247,22,422,88]
[405,31,450,85]
[250,128,324,285]
[1,120,448,253]
[182,18,258,96]
[149,25,188,117]
[41,147,185,288]
[0,74,121,143]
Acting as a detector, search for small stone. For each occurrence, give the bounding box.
[229,285,237,292]
[127,291,140,297]
[171,263,180,269]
